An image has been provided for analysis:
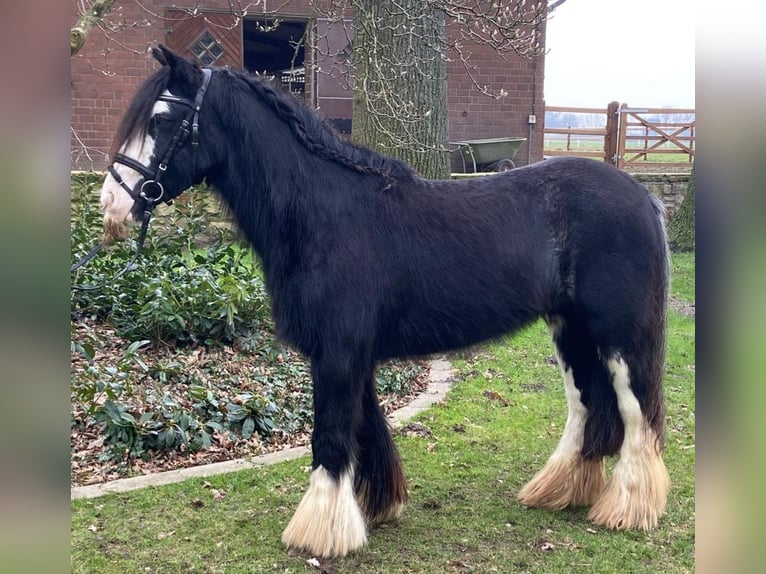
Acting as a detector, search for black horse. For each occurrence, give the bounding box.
[99,46,670,557]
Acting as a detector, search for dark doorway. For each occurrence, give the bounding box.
[243,19,307,95]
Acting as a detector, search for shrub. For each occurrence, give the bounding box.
[70,174,270,345]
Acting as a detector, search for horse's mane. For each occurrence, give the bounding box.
[110,64,416,187]
[109,66,172,162]
[225,69,416,188]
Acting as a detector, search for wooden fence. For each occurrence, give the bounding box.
[544,102,695,169]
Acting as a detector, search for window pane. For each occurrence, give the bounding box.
[190,30,224,65]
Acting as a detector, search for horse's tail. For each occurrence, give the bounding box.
[645,192,670,450]
[354,373,408,524]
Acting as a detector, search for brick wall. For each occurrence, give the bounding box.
[446,21,546,168]
[71,0,546,170]
[71,0,165,169]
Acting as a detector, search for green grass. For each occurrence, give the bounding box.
[544,138,694,164]
[72,255,695,573]
[670,251,695,302]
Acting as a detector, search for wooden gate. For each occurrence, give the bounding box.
[544,103,695,169]
[616,105,695,168]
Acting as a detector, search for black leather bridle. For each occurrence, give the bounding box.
[71,68,212,291]
[108,68,212,208]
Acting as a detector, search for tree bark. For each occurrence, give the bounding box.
[667,164,695,252]
[351,0,450,179]
[71,0,119,57]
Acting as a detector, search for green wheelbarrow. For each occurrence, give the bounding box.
[451,137,527,173]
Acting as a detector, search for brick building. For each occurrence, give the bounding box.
[70,1,547,171]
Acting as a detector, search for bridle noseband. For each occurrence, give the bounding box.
[71,68,212,290]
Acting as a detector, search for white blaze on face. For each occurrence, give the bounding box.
[100,96,172,237]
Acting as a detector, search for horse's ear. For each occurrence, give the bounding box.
[151,45,168,66]
[154,44,192,71]
[153,44,201,87]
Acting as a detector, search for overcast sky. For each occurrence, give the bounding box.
[544,0,695,108]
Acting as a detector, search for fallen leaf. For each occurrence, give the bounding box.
[482,389,510,406]
[399,422,432,437]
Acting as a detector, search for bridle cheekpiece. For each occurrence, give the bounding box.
[71,68,213,290]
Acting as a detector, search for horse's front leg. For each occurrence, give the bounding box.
[281,352,368,558]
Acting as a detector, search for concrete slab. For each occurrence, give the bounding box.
[71,357,453,500]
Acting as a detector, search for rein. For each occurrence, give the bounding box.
[70,202,155,291]
[71,69,212,291]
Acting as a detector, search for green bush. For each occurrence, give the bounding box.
[70,174,270,345]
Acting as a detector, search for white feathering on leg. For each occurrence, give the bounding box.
[588,356,670,530]
[518,344,605,509]
[282,465,367,557]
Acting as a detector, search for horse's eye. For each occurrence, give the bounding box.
[153,115,174,128]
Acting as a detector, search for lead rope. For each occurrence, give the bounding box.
[71,202,155,291]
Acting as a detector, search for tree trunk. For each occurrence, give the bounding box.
[667,165,695,252]
[351,0,450,179]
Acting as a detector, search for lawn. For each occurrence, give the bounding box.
[670,251,695,303]
[543,138,694,166]
[71,254,695,573]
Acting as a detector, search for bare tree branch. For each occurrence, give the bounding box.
[549,0,568,14]
[308,0,550,171]
[71,0,554,173]
[71,0,120,56]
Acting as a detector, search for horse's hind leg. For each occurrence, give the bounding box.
[354,372,408,524]
[281,351,368,557]
[518,315,607,509]
[588,353,670,530]
[581,257,670,530]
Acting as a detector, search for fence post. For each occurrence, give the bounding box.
[616,102,629,169]
[689,123,695,163]
[604,101,619,164]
